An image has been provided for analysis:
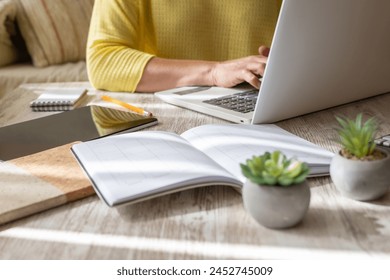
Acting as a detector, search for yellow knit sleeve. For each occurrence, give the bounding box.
[87,0,154,92]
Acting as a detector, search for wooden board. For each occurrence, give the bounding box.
[0,142,94,225]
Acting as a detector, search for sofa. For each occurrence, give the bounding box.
[0,0,94,98]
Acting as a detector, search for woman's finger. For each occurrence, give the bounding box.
[246,62,266,76]
[258,45,270,57]
[242,70,260,89]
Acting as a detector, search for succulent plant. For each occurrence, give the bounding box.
[335,113,378,159]
[240,151,309,186]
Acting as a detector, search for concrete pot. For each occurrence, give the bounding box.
[330,149,390,201]
[242,180,310,229]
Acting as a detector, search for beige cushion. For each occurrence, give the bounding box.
[16,0,94,67]
[0,61,89,98]
[0,0,18,67]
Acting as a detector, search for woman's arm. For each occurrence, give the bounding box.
[87,0,154,93]
[137,46,269,92]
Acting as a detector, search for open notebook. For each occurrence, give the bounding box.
[71,124,334,207]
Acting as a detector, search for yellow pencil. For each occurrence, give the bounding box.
[101,95,153,117]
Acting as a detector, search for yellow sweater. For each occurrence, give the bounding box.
[87,0,282,92]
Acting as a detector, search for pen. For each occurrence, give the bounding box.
[101,95,153,117]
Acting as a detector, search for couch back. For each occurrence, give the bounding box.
[0,0,95,68]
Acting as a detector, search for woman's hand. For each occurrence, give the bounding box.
[210,46,270,89]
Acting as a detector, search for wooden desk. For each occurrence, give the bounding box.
[1,82,390,259]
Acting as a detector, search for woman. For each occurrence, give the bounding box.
[87,0,282,93]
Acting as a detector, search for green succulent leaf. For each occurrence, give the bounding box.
[283,160,302,178]
[335,113,378,158]
[292,168,310,184]
[262,174,278,185]
[278,176,293,186]
[240,151,309,187]
[240,164,252,179]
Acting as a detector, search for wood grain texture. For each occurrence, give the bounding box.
[0,82,390,259]
[0,142,94,226]
[9,142,94,201]
[0,161,66,225]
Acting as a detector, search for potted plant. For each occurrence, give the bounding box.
[240,150,310,229]
[330,113,390,201]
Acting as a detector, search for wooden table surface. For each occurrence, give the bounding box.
[0,82,390,259]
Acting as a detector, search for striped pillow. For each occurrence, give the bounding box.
[0,0,19,67]
[16,0,94,67]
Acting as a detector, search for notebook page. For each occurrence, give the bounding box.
[31,88,86,103]
[72,131,239,206]
[181,124,334,182]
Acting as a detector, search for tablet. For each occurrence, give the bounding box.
[0,105,158,160]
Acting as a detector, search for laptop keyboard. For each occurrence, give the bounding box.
[374,134,390,149]
[203,89,258,113]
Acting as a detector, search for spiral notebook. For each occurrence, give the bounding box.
[30,88,88,112]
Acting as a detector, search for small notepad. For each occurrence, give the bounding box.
[30,88,88,112]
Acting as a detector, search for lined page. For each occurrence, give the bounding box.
[181,124,334,182]
[72,131,239,206]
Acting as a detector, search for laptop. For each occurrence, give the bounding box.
[155,0,390,124]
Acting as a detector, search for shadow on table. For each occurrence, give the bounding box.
[116,185,241,222]
[255,191,390,255]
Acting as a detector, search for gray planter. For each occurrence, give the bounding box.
[242,180,310,229]
[330,149,390,201]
